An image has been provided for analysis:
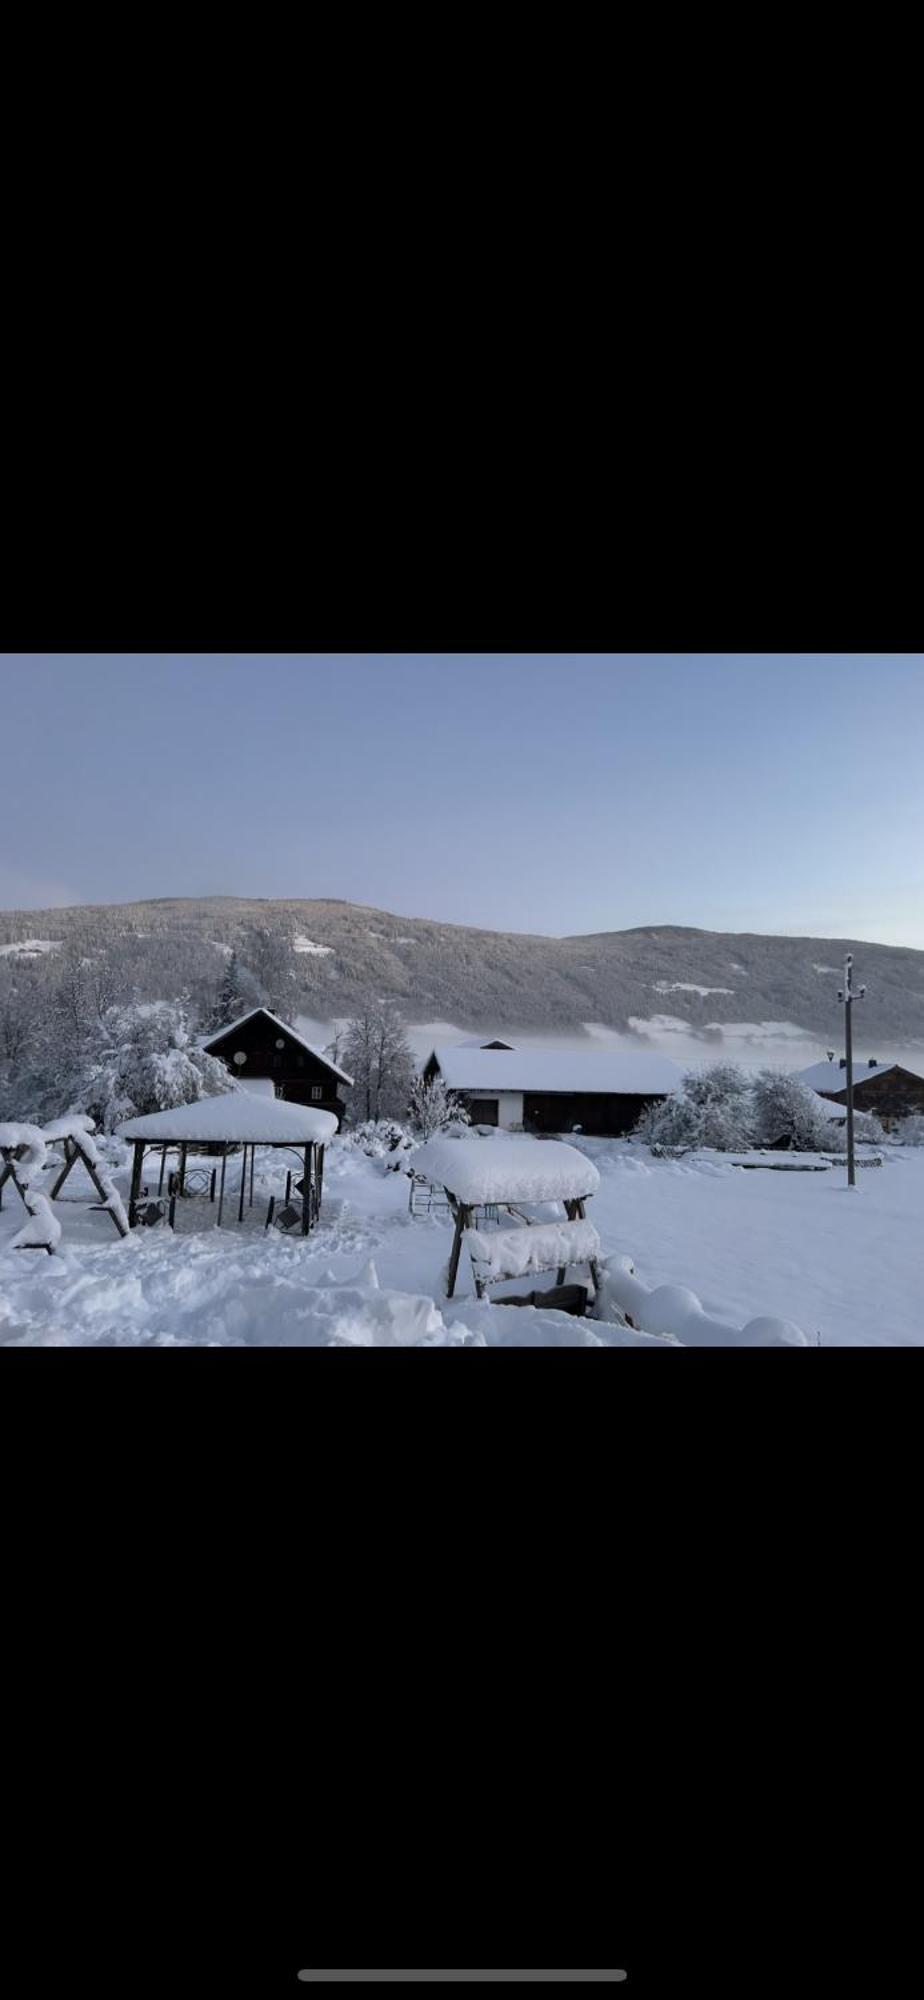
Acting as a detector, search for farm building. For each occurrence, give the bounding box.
[423,1041,681,1137]
[795,1056,924,1129]
[202,1008,352,1127]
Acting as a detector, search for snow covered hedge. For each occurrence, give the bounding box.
[634,1063,756,1152]
[336,1118,417,1167]
[889,1113,924,1146]
[634,1063,884,1155]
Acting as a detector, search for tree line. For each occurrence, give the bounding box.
[0,923,467,1136]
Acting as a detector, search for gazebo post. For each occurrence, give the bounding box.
[301,1144,312,1234]
[238,1145,248,1224]
[249,1146,256,1208]
[560,1200,572,1280]
[158,1146,168,1196]
[128,1143,144,1228]
[217,1150,227,1228]
[179,1144,188,1197]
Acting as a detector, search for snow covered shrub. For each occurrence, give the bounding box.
[851,1109,886,1146]
[634,1063,755,1153]
[407,1074,471,1141]
[751,1071,841,1152]
[337,1118,417,1169]
[890,1112,924,1145]
[72,1001,235,1131]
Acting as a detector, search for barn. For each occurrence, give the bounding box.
[203,1008,352,1127]
[423,1041,681,1137]
[796,1056,924,1129]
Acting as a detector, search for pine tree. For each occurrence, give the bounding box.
[207,949,245,1032]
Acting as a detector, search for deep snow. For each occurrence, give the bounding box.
[1,1128,922,1346]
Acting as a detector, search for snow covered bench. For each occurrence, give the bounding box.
[464,1216,602,1301]
[412,1135,602,1300]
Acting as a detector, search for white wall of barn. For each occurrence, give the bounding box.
[467,1091,524,1129]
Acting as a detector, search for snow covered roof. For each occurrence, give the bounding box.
[429,1046,682,1095]
[117,1094,338,1145]
[795,1059,905,1093]
[810,1092,847,1121]
[454,1038,517,1051]
[413,1136,601,1206]
[239,1076,278,1098]
[202,1009,353,1086]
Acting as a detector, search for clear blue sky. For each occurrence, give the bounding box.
[2,654,922,946]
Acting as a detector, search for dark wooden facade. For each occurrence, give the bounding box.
[817,1064,924,1130]
[454,1088,667,1137]
[521,1091,665,1139]
[203,1011,349,1128]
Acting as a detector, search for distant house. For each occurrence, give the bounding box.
[423,1041,681,1137]
[795,1056,924,1129]
[203,1008,352,1128]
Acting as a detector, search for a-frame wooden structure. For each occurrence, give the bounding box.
[0,1122,129,1240]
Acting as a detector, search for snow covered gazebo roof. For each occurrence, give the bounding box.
[118,1094,338,1146]
[413,1136,600,1207]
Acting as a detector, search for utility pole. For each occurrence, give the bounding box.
[837,955,866,1189]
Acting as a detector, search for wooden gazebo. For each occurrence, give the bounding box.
[117,1095,339,1233]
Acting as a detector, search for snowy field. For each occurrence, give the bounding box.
[1,1130,922,1346]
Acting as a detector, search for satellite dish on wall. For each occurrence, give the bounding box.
[275,1038,285,1050]
[234,1052,247,1066]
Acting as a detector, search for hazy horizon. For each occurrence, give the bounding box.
[3,653,923,948]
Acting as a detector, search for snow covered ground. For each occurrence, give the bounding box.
[2,1126,922,1346]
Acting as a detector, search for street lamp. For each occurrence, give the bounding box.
[837,955,866,1188]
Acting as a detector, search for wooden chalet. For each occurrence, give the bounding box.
[796,1057,924,1130]
[203,1008,352,1127]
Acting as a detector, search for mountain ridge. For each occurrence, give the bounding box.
[2,896,924,1049]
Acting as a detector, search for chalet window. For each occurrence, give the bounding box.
[311,1086,322,1101]
[273,1053,283,1069]
[296,1055,304,1068]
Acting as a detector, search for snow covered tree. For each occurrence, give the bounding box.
[72,1000,235,1132]
[0,975,35,1068]
[205,949,249,1033]
[323,1026,347,1071]
[852,1108,886,1146]
[407,1073,471,1141]
[891,1113,924,1145]
[634,1063,755,1152]
[751,1071,841,1152]
[237,925,297,1020]
[342,1000,415,1123]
